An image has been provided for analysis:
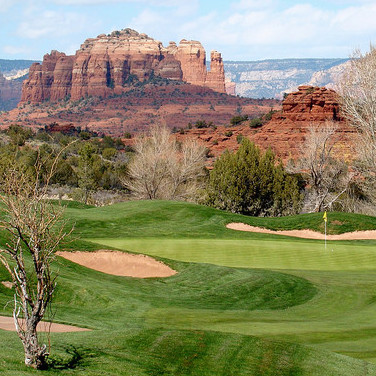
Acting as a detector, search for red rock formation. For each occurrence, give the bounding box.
[50,55,75,101]
[176,86,354,164]
[250,86,352,161]
[280,85,340,122]
[4,81,276,137]
[206,51,226,93]
[44,122,78,135]
[20,29,226,104]
[22,50,68,103]
[174,39,207,88]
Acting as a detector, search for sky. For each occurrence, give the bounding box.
[1,0,376,62]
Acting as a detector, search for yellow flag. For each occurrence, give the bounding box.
[323,211,327,223]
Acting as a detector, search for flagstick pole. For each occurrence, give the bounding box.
[325,220,327,249]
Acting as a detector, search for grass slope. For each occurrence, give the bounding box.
[67,200,376,238]
[1,200,376,374]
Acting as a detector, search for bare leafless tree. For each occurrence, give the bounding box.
[123,125,207,200]
[338,46,376,203]
[289,121,352,212]
[0,153,72,369]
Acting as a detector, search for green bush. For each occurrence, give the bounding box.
[236,134,244,144]
[205,139,302,216]
[249,118,263,128]
[195,120,213,129]
[230,115,248,126]
[6,124,34,146]
[263,109,277,122]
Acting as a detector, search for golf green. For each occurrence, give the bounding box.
[89,237,376,271]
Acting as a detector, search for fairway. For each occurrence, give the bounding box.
[90,237,376,271]
[2,200,376,375]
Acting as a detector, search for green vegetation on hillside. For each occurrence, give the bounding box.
[0,125,129,205]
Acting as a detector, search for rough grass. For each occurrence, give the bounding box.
[1,200,376,375]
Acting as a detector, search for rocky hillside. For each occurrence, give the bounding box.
[178,85,354,163]
[1,81,278,135]
[20,28,226,104]
[224,58,348,99]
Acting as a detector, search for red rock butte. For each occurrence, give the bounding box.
[20,28,226,104]
[177,85,354,163]
[280,85,341,122]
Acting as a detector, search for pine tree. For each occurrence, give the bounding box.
[206,139,302,216]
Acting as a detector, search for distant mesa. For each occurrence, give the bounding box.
[20,28,227,104]
[0,72,24,111]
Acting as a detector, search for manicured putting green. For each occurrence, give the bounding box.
[89,237,376,271]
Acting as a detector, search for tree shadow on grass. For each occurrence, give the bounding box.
[46,345,96,370]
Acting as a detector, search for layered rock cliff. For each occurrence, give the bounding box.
[21,29,226,104]
[279,85,340,122]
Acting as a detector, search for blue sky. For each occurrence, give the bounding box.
[1,0,376,61]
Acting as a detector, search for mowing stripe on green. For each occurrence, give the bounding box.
[89,237,376,271]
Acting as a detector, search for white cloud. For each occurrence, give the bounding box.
[50,0,184,5]
[4,0,376,61]
[128,8,165,36]
[172,0,199,17]
[0,0,16,12]
[17,10,92,39]
[3,45,31,55]
[177,0,376,59]
[233,0,274,10]
[331,4,376,34]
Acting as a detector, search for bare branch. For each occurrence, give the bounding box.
[123,125,207,201]
[0,146,73,369]
[338,46,376,205]
[289,121,351,212]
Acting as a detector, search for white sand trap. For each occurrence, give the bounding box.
[57,250,177,278]
[226,222,376,240]
[0,316,90,332]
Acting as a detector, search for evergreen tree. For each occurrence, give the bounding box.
[77,143,97,204]
[206,139,302,216]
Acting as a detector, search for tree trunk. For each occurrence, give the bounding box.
[22,326,48,369]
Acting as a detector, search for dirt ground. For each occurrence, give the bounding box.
[226,223,376,240]
[56,250,177,278]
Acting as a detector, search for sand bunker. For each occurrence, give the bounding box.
[227,222,376,240]
[0,316,90,332]
[57,250,177,278]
